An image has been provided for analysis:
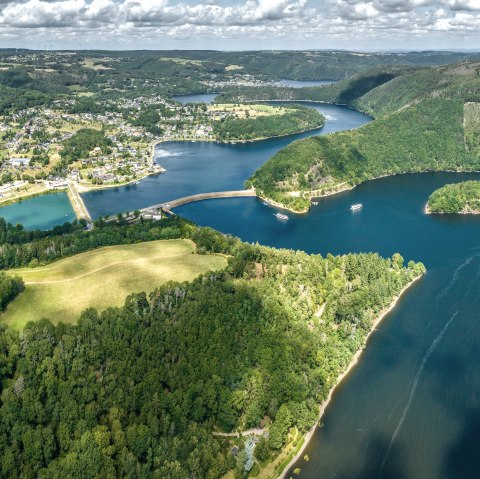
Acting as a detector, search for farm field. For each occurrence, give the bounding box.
[2,239,227,328]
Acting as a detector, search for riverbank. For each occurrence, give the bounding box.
[275,272,424,479]
[262,168,480,214]
[425,204,480,215]
[0,182,50,207]
[155,121,325,146]
[257,182,354,215]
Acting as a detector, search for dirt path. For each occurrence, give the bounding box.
[212,428,265,437]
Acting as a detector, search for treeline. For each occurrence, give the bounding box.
[0,216,425,478]
[427,180,480,213]
[0,216,237,269]
[213,106,324,141]
[249,98,475,211]
[216,69,404,109]
[0,85,51,115]
[0,271,24,310]
[60,128,112,162]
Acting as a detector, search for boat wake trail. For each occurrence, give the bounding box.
[437,256,476,299]
[155,149,180,159]
[378,311,458,478]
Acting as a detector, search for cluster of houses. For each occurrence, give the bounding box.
[0,180,27,197]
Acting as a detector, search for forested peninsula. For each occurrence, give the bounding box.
[427,180,480,213]
[0,216,425,478]
[212,105,324,142]
[244,64,480,212]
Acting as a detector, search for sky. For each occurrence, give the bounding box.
[1,0,480,51]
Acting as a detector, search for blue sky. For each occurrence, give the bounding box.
[0,0,479,51]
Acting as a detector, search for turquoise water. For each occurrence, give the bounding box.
[0,192,76,230]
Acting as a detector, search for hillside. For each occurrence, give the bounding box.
[248,63,480,211]
[2,239,227,327]
[0,216,425,478]
[427,180,480,213]
[211,104,324,141]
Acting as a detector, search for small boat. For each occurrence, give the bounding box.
[274,212,289,220]
[262,201,270,206]
[350,203,363,211]
[312,201,318,206]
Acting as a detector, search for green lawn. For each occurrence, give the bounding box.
[2,239,227,328]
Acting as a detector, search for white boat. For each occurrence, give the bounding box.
[274,212,289,220]
[350,203,363,211]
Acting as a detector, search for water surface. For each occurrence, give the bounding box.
[171,93,219,104]
[2,96,479,478]
[0,192,75,230]
[279,79,334,88]
[83,103,370,218]
[175,171,480,479]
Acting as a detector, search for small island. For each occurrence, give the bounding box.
[426,180,480,214]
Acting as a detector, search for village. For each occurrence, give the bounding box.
[0,83,298,208]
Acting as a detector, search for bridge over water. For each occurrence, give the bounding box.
[141,189,257,215]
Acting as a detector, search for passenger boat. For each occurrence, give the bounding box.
[350,203,363,211]
[274,212,289,220]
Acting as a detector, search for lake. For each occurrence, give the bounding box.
[176,170,480,479]
[279,79,335,88]
[0,192,76,230]
[82,102,370,218]
[2,94,480,478]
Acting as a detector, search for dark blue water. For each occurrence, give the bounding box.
[83,103,370,218]
[2,93,480,478]
[176,171,480,479]
[0,192,75,230]
[279,79,334,88]
[171,93,219,104]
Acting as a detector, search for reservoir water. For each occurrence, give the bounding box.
[176,171,480,479]
[2,93,480,478]
[0,192,75,230]
[279,79,334,88]
[82,102,369,218]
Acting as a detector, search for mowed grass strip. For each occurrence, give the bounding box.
[2,239,227,328]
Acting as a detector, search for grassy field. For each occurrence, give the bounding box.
[2,239,227,328]
[208,103,289,119]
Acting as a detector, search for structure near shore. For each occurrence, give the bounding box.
[141,189,257,215]
[67,183,92,223]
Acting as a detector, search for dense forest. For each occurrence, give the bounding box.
[212,106,324,141]
[427,180,480,213]
[215,68,408,108]
[0,216,425,478]
[245,62,480,211]
[60,128,113,162]
[249,98,473,211]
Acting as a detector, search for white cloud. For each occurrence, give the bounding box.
[0,0,478,49]
[450,0,480,11]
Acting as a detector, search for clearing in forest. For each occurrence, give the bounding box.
[2,239,227,328]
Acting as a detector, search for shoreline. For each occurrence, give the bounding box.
[155,121,325,146]
[425,204,480,215]
[264,169,480,214]
[276,272,424,479]
[0,186,52,208]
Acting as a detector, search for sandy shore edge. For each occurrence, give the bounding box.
[276,272,424,479]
